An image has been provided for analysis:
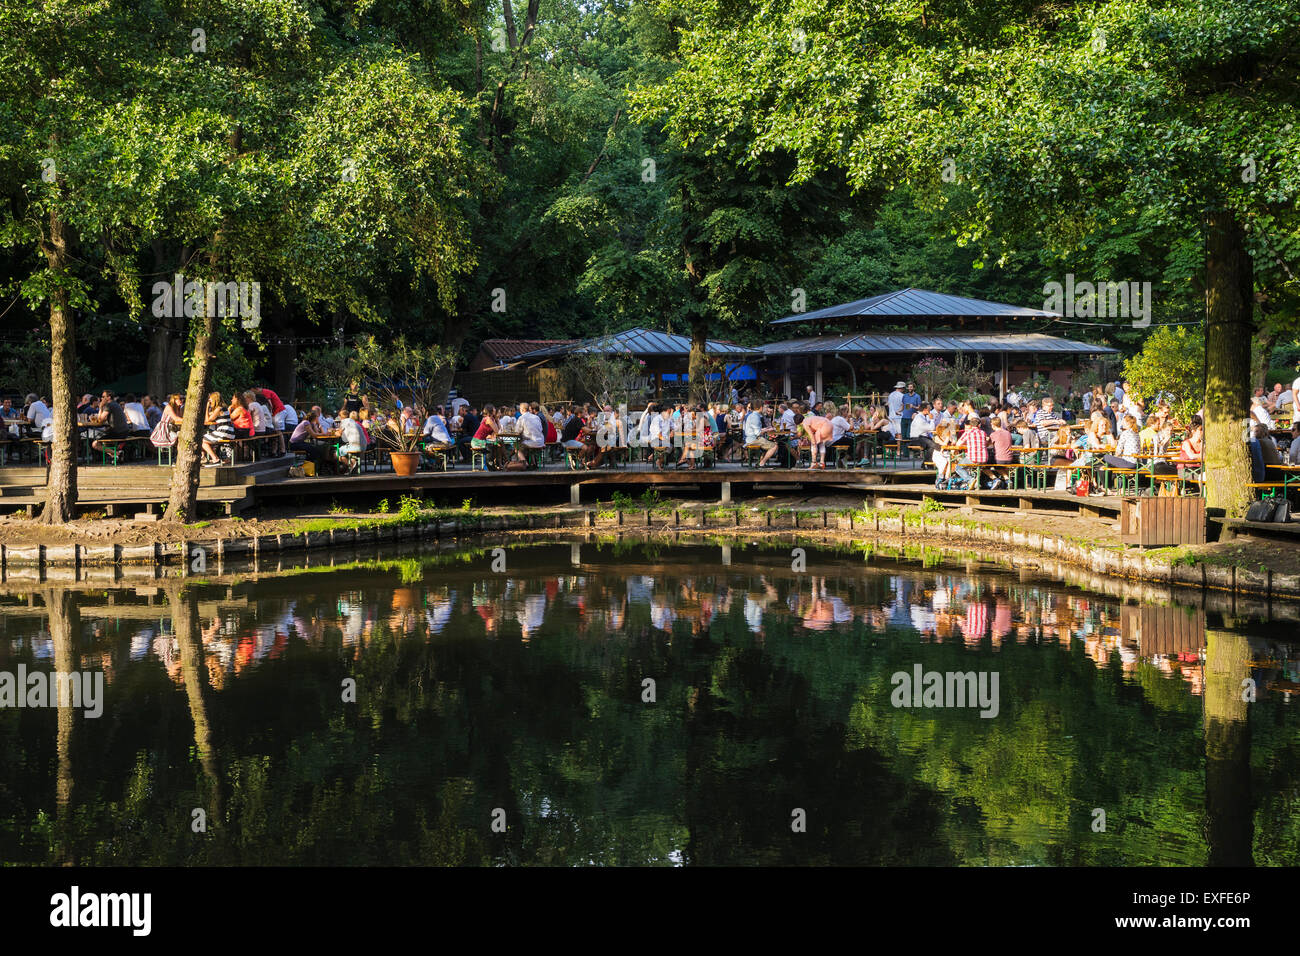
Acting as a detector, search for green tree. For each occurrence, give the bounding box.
[634,0,1300,516]
[1123,326,1205,426]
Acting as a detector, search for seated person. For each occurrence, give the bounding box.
[289,410,335,469]
[337,411,368,474]
[90,391,133,456]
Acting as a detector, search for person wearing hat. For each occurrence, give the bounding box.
[887,381,906,437]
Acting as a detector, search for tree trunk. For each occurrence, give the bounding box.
[164,309,218,522]
[48,588,80,863]
[272,336,297,402]
[173,585,224,820]
[1203,628,1252,866]
[41,206,77,524]
[688,316,709,406]
[1251,325,1277,391]
[147,318,185,400]
[1202,210,1254,519]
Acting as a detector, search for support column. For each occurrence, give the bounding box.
[782,356,792,399]
[814,355,823,404]
[570,483,580,506]
[999,353,1008,402]
[720,481,731,503]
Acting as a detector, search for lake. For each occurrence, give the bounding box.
[1,538,1297,866]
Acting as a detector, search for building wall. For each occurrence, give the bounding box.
[451,369,568,407]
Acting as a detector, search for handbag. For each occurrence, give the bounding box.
[1246,500,1275,522]
[1271,500,1291,523]
[1074,477,1091,496]
[149,418,176,448]
[1053,468,1070,491]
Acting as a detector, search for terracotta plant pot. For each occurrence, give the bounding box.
[390,450,420,476]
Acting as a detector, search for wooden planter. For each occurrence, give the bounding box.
[1121,496,1205,546]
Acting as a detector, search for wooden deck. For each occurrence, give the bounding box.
[0,456,935,516]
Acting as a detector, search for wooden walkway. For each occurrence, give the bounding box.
[0,456,936,516]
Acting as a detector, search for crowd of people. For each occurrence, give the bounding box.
[5,368,1298,495]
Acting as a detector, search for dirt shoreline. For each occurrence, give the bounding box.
[1,493,1298,602]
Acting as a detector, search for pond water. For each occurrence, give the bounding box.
[1,538,1297,866]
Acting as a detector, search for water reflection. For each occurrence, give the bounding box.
[0,541,1297,866]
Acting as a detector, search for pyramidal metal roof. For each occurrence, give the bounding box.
[760,331,1117,356]
[771,288,1062,325]
[515,327,763,359]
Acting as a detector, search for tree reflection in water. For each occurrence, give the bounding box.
[0,540,1296,866]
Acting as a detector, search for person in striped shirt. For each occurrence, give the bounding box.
[953,414,988,488]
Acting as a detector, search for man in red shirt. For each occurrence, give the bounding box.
[954,415,988,488]
[257,386,286,415]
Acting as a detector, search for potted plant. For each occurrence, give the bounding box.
[350,335,458,477]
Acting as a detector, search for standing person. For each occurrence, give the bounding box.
[805,384,817,407]
[340,380,368,417]
[257,385,287,424]
[901,382,921,453]
[795,412,834,469]
[887,381,906,436]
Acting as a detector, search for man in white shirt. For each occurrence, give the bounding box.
[23,393,51,429]
[743,401,778,466]
[830,410,851,443]
[423,408,452,444]
[887,381,906,435]
[518,402,544,449]
[1291,368,1300,421]
[1251,395,1274,429]
[778,403,795,429]
[274,401,299,431]
[312,406,334,432]
[122,394,150,432]
[805,385,817,407]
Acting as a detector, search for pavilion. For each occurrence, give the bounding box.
[762,288,1119,400]
[514,327,763,399]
